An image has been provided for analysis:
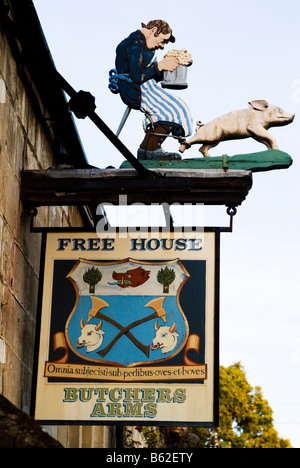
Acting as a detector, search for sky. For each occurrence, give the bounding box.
[33,0,300,447]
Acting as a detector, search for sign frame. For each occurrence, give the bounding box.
[31,228,221,427]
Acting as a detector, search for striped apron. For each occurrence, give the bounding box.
[140,78,193,137]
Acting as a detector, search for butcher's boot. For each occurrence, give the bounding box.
[137,124,181,161]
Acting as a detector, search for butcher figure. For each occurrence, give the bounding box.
[110,20,193,160]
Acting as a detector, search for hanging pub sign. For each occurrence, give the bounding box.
[32,229,220,426]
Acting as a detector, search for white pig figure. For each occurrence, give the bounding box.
[179,100,295,157]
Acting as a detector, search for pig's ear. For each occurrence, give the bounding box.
[249,100,269,111]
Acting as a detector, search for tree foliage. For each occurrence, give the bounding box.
[125,363,292,448]
[192,363,292,448]
[157,266,176,293]
[83,267,102,293]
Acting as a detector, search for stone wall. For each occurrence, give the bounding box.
[0,22,114,448]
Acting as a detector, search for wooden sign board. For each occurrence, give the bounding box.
[32,230,220,426]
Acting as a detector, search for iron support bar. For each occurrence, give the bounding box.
[55,82,154,178]
[87,110,153,178]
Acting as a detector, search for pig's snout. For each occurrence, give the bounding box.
[274,108,295,125]
[280,113,295,126]
[280,112,295,121]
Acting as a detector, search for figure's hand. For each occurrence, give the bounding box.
[157,56,179,72]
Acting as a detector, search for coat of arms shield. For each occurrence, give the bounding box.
[65,258,190,367]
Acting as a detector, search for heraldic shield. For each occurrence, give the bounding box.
[66,258,190,367]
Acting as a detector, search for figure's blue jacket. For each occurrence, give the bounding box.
[115,30,163,110]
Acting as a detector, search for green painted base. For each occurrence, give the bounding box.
[120,149,293,173]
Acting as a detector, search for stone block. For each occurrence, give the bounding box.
[0,394,63,448]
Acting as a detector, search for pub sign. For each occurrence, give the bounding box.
[33,230,219,426]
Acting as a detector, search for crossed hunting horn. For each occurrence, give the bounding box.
[87,297,167,358]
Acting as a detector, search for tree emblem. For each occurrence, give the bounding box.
[157,266,176,294]
[83,267,102,294]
